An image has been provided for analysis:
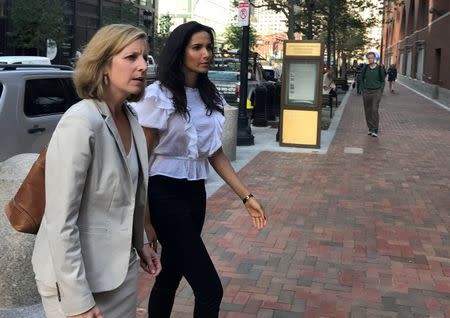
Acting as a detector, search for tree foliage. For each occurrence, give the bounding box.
[11,0,65,55]
[223,24,257,50]
[153,14,174,60]
[252,0,385,76]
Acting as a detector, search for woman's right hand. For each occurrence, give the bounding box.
[68,305,104,318]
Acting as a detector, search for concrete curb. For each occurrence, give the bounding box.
[398,81,450,112]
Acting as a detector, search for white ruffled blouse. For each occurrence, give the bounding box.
[132,81,225,181]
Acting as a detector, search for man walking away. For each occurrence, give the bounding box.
[360,52,385,137]
[387,64,397,93]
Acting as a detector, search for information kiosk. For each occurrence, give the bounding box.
[280,40,324,148]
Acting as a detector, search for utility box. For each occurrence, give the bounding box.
[280,40,324,148]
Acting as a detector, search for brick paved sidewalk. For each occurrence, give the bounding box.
[137,84,450,318]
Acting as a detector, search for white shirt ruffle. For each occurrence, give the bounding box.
[132,81,225,180]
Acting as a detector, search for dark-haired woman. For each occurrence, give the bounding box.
[133,21,267,317]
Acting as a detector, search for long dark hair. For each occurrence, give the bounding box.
[157,21,224,117]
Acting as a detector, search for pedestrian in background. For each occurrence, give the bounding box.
[323,68,337,107]
[387,64,398,93]
[31,24,161,318]
[133,21,267,318]
[360,51,386,137]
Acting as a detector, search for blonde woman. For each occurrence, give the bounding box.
[31,24,161,318]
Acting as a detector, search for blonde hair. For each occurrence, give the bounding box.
[74,24,148,103]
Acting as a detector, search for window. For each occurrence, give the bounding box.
[406,49,412,77]
[416,44,425,81]
[24,78,80,117]
[399,51,405,75]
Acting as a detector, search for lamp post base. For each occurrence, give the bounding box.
[237,116,254,146]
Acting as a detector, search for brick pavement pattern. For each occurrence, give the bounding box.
[137,84,450,318]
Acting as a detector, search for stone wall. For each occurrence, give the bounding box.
[398,75,450,107]
[0,154,45,318]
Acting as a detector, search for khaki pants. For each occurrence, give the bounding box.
[36,251,138,318]
[362,89,382,130]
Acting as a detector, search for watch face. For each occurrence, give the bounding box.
[286,60,318,106]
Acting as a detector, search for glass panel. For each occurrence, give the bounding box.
[208,71,239,82]
[24,79,69,117]
[286,60,318,106]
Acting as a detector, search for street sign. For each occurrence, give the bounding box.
[237,2,250,27]
[46,39,57,61]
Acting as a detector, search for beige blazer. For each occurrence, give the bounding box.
[31,99,149,316]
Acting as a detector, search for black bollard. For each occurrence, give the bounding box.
[252,85,268,127]
[265,83,276,122]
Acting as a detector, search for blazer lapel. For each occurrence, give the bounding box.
[94,100,147,185]
[94,100,129,164]
[124,105,148,181]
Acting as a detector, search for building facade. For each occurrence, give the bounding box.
[252,0,287,36]
[0,0,158,65]
[158,0,233,36]
[381,0,450,103]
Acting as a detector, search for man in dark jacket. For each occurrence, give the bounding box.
[360,52,385,137]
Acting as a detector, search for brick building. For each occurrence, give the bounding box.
[0,0,157,65]
[381,0,450,105]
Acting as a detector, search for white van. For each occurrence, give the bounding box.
[0,56,51,65]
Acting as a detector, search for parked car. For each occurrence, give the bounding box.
[208,70,240,106]
[146,55,157,84]
[212,52,272,108]
[0,56,52,65]
[0,64,79,161]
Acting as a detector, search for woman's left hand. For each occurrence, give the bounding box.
[245,197,267,230]
[137,244,162,277]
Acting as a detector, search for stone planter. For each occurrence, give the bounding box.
[222,105,238,161]
[0,154,45,318]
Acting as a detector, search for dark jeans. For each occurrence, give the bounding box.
[328,89,337,106]
[147,175,223,318]
[362,89,382,130]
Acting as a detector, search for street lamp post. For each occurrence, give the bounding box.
[237,1,255,146]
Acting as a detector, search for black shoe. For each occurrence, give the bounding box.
[371,129,378,137]
[368,129,373,136]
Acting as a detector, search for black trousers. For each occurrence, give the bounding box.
[147,175,223,318]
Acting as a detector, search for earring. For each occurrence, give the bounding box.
[103,74,109,85]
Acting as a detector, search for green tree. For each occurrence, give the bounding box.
[223,24,257,50]
[153,14,174,60]
[11,0,65,55]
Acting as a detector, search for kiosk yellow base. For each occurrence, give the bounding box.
[281,109,319,146]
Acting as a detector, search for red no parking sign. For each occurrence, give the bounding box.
[237,2,250,27]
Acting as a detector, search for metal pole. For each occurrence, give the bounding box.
[237,1,254,146]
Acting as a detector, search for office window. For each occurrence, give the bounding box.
[406,49,412,77]
[399,52,405,75]
[416,46,425,81]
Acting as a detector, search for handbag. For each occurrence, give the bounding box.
[4,146,47,234]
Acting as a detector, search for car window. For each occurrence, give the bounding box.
[24,78,75,117]
[208,71,239,82]
[61,78,81,106]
